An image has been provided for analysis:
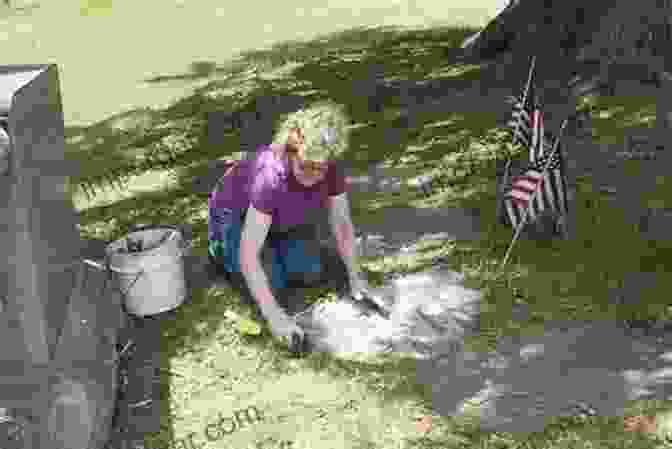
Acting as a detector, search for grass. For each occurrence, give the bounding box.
[8,2,672,448]
[580,93,658,145]
[74,32,672,449]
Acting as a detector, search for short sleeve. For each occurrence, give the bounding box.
[249,153,281,215]
[326,161,347,197]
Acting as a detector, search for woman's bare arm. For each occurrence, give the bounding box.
[239,206,280,312]
[239,205,305,345]
[327,193,360,280]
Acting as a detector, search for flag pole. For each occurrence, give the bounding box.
[498,55,536,219]
[556,125,571,241]
[499,118,568,273]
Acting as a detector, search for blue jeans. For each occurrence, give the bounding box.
[208,207,322,292]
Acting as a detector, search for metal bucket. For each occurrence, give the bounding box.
[105,225,190,316]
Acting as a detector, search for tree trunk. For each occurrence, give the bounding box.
[655,73,672,150]
[466,0,672,148]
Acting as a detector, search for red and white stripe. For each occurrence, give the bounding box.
[530,109,544,163]
[504,168,544,226]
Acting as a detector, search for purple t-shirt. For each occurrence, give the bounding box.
[208,144,347,230]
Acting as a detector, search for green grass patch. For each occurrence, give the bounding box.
[583,93,657,144]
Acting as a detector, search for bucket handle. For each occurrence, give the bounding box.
[83,258,145,276]
[124,224,193,252]
[129,224,191,242]
[83,258,146,313]
[98,254,189,276]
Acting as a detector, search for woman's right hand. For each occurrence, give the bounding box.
[239,206,307,353]
[240,205,304,350]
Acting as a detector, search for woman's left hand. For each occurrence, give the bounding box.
[348,273,390,318]
[348,273,369,297]
[349,273,384,301]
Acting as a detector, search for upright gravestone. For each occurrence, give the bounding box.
[0,65,120,449]
[0,65,82,366]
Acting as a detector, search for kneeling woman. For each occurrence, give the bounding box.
[208,111,374,349]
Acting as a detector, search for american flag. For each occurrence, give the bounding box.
[503,131,568,230]
[507,70,537,150]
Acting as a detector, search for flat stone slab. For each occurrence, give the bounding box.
[415,319,672,434]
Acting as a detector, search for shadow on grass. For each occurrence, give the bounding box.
[143,60,255,85]
[68,25,504,197]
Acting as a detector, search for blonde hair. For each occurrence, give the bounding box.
[272,100,350,162]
